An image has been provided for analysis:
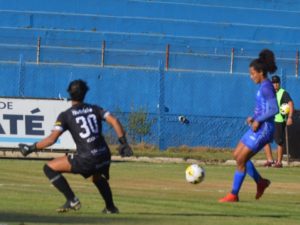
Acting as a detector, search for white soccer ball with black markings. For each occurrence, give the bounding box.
[185,164,205,184]
[280,103,290,115]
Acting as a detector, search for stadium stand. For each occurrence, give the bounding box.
[0,0,299,148]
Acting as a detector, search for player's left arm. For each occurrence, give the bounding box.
[105,114,126,138]
[284,92,294,125]
[287,101,294,126]
[104,113,133,157]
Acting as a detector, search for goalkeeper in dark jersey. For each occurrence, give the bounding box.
[19,79,133,213]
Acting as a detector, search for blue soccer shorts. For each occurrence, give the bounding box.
[241,122,275,153]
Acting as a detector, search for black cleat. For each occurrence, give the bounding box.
[102,206,119,214]
[56,197,81,213]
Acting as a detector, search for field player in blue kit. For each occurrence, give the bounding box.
[219,49,279,202]
[18,79,133,213]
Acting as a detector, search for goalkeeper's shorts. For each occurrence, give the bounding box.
[68,153,111,179]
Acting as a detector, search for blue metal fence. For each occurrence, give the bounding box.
[0,0,300,149]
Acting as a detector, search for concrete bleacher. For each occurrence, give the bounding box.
[0,0,300,148]
[0,0,299,73]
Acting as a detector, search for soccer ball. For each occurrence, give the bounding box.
[280,103,290,115]
[185,164,205,184]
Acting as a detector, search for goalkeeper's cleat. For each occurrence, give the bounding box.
[256,178,271,199]
[102,206,119,214]
[56,197,81,213]
[219,193,239,203]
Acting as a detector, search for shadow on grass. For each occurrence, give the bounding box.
[0,211,294,224]
[136,212,290,218]
[0,212,145,224]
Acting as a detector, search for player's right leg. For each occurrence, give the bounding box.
[219,142,249,202]
[44,155,81,212]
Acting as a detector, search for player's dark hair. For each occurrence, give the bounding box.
[67,79,89,101]
[249,49,277,77]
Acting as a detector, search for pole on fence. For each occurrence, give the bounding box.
[36,36,41,64]
[18,54,25,97]
[279,67,290,165]
[101,40,106,67]
[230,48,234,74]
[296,50,299,78]
[281,68,286,89]
[285,126,290,166]
[165,44,170,71]
[158,60,166,150]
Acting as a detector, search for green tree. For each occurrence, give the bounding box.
[128,107,155,143]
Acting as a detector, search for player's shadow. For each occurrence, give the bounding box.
[0,212,145,224]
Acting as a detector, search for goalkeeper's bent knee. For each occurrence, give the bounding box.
[43,164,62,183]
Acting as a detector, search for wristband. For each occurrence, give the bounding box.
[118,136,127,145]
[33,142,38,150]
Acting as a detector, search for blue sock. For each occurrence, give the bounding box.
[246,160,261,183]
[231,170,246,195]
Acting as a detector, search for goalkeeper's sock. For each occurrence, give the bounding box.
[246,160,261,183]
[231,170,246,195]
[43,164,75,200]
[93,176,116,209]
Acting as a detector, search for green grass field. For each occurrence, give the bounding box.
[0,159,299,225]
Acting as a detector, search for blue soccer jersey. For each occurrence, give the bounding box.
[241,79,278,152]
[252,79,278,123]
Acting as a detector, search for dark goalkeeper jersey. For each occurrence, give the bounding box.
[53,103,110,158]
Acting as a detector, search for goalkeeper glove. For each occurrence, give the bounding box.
[117,136,133,157]
[18,143,37,157]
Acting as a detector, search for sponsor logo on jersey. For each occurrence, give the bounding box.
[71,108,93,116]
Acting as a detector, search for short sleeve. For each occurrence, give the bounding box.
[282,91,292,104]
[96,106,110,120]
[52,112,68,132]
